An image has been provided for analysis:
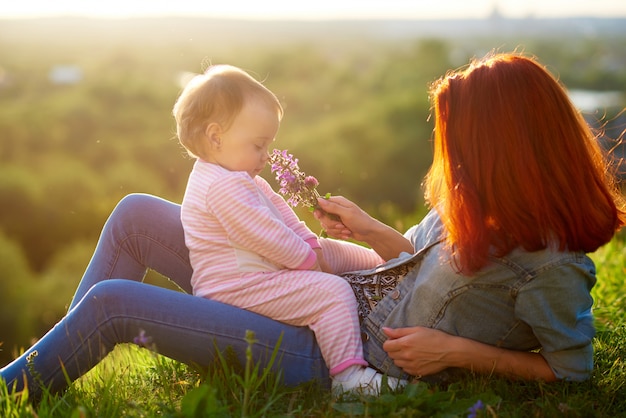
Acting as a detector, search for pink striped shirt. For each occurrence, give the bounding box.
[181,160,321,297]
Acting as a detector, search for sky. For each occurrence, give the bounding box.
[1,0,626,20]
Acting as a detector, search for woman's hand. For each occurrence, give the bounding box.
[382,326,454,377]
[315,196,414,260]
[314,196,372,241]
[382,326,557,381]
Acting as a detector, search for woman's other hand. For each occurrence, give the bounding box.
[382,326,453,377]
[382,326,557,381]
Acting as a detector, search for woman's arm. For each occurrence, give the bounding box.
[382,327,557,382]
[315,196,414,261]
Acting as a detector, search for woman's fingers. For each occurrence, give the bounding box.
[382,326,452,377]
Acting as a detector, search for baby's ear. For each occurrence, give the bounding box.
[205,123,222,149]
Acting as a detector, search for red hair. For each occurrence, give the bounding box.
[424,52,626,275]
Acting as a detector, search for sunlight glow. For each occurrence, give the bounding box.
[1,0,626,20]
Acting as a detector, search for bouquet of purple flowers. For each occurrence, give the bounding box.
[269,149,327,211]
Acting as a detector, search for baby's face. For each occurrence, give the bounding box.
[215,98,280,177]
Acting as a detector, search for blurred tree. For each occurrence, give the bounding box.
[25,239,94,340]
[0,230,35,363]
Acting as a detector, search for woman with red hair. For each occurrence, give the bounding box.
[317,52,625,381]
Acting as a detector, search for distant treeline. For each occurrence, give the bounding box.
[0,18,624,363]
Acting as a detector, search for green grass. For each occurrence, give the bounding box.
[1,236,625,417]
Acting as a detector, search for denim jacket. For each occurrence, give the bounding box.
[361,209,597,381]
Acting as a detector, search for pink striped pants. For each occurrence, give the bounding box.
[202,238,383,375]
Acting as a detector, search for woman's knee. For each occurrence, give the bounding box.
[106,193,181,241]
[104,194,150,239]
[82,279,136,309]
[111,193,157,226]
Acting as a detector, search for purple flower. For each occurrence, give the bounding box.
[467,400,484,418]
[133,329,153,348]
[269,149,323,210]
[305,176,319,188]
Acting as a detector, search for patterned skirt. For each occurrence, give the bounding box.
[340,255,419,323]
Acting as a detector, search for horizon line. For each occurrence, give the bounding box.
[2,13,626,21]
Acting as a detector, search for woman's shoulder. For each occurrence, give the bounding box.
[494,247,597,296]
[505,245,595,275]
[404,209,445,251]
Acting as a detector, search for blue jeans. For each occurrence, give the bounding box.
[1,194,328,396]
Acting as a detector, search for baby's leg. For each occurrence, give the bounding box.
[207,270,366,374]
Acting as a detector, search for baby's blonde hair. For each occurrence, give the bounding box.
[173,64,283,159]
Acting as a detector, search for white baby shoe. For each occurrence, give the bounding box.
[332,366,407,396]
